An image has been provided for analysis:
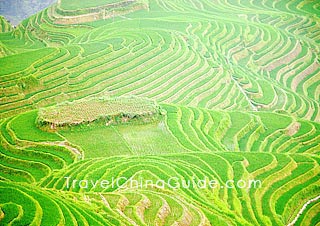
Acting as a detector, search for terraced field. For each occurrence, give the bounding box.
[0,0,319,225]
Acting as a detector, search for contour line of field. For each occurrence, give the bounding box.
[287,195,320,226]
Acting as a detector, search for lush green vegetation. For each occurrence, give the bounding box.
[0,48,56,76]
[40,153,319,225]
[59,121,185,158]
[60,0,122,10]
[10,110,63,141]
[0,0,319,225]
[0,16,12,33]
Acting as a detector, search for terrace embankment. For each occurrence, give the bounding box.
[52,0,148,25]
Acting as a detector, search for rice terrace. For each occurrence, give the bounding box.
[0,0,319,225]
